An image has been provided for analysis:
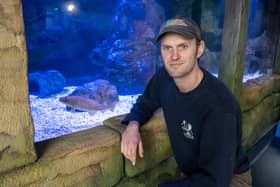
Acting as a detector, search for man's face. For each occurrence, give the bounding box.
[160,33,204,79]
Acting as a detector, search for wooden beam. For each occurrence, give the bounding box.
[219,0,250,101]
[274,33,280,74]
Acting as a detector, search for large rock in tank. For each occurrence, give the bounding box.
[60,79,119,113]
[89,0,165,93]
[28,70,65,97]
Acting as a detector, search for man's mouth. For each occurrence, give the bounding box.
[169,63,183,68]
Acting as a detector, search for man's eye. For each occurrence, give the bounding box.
[179,44,188,50]
[162,46,172,51]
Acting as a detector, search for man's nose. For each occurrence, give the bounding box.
[171,49,179,60]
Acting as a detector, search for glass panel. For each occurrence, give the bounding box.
[244,0,279,81]
[196,0,226,75]
[23,0,225,142]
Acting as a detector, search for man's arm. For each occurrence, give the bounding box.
[121,69,164,126]
[121,70,163,165]
[121,121,143,165]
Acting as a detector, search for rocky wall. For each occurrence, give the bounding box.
[241,75,280,150]
[0,126,123,187]
[0,0,36,174]
[0,111,253,187]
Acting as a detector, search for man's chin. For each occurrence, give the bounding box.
[167,70,192,80]
[168,71,184,79]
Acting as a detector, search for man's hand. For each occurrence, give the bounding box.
[121,121,144,166]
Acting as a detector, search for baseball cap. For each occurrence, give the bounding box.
[156,18,201,42]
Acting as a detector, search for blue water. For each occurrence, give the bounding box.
[22,0,227,96]
[276,121,280,138]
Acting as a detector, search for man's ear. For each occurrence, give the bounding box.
[196,40,205,59]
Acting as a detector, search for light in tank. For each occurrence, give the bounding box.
[67,4,75,12]
[64,2,78,13]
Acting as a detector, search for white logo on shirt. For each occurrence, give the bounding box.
[181,120,194,140]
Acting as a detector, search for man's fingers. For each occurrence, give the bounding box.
[121,136,126,155]
[120,125,143,166]
[128,142,137,165]
[138,140,144,158]
[121,139,124,154]
[121,140,137,165]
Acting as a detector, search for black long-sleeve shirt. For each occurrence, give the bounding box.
[122,67,249,187]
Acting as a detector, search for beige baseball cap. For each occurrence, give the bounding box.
[156,18,201,42]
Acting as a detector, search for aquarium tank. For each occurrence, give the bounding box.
[23,0,228,142]
[244,0,278,78]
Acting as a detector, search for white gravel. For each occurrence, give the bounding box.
[30,86,139,142]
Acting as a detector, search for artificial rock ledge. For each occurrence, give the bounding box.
[103,110,174,178]
[104,113,252,187]
[0,0,37,174]
[0,110,253,187]
[0,126,122,187]
[242,74,280,150]
[0,113,185,187]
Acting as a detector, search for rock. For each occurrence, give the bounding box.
[142,0,165,32]
[241,74,280,111]
[61,79,119,113]
[201,31,222,51]
[89,0,165,93]
[28,70,65,98]
[200,48,220,74]
[230,170,252,187]
[59,95,116,114]
[103,110,173,177]
[245,31,274,74]
[200,9,222,34]
[0,126,123,187]
[83,79,119,104]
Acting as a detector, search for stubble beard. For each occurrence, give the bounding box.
[165,60,197,80]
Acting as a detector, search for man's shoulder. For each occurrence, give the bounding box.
[203,69,229,91]
[202,70,240,112]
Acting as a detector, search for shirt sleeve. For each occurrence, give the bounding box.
[185,111,239,187]
[121,71,162,126]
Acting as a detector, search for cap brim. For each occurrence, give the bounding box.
[156,25,198,42]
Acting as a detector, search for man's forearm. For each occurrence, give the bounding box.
[128,120,140,127]
[121,120,144,165]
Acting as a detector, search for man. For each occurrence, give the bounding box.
[121,17,249,187]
